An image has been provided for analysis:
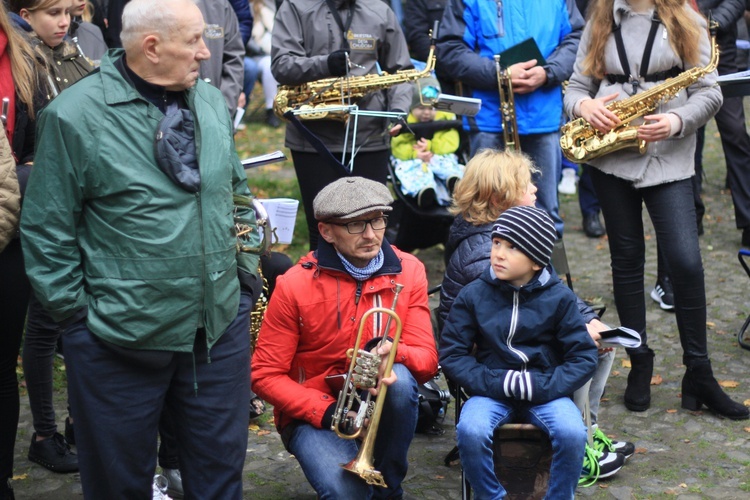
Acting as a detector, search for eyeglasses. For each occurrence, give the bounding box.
[330,216,389,234]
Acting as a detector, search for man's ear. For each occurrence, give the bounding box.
[141,34,160,64]
[318,222,336,244]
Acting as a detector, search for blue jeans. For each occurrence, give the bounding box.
[63,293,252,499]
[469,131,563,235]
[243,56,260,98]
[286,363,419,499]
[590,170,707,362]
[457,396,586,500]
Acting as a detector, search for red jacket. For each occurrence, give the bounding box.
[251,240,439,433]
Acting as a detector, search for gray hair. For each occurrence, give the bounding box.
[120,0,200,50]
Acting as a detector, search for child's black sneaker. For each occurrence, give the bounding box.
[417,187,437,208]
[593,427,635,460]
[579,444,624,487]
[650,275,674,311]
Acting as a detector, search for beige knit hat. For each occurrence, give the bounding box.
[313,177,393,221]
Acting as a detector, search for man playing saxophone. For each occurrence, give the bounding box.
[271,0,413,252]
[251,177,439,498]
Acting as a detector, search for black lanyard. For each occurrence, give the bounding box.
[325,0,354,49]
[612,13,661,95]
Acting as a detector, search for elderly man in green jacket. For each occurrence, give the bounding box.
[20,0,262,497]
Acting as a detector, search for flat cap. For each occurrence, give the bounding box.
[313,176,393,221]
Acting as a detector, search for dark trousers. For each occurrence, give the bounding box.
[0,239,31,483]
[63,293,252,499]
[291,149,390,250]
[591,170,708,363]
[693,24,750,231]
[578,164,601,217]
[23,294,67,438]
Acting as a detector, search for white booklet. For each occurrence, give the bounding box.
[598,326,642,349]
[433,93,482,117]
[241,150,287,169]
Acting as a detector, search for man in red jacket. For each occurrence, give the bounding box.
[252,176,438,499]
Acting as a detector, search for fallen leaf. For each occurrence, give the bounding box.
[743,427,750,433]
[664,489,678,495]
[435,475,444,480]
[667,409,678,413]
[258,430,271,437]
[610,370,620,377]
[598,484,609,489]
[248,424,260,431]
[744,399,750,406]
[706,321,716,329]
[684,439,690,443]
[645,234,652,241]
[679,483,688,488]
[719,380,739,388]
[635,447,648,454]
[11,474,27,480]
[651,374,663,385]
[622,359,632,368]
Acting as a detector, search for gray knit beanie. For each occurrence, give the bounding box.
[491,206,556,267]
[313,177,393,221]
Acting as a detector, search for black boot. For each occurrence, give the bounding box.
[624,349,654,411]
[682,360,750,420]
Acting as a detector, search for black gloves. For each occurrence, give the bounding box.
[327,49,350,77]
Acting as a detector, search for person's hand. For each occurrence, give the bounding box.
[327,49,350,77]
[579,93,621,133]
[586,318,613,353]
[369,340,398,396]
[388,123,403,137]
[638,114,673,142]
[237,92,247,110]
[509,60,546,94]
[416,150,433,163]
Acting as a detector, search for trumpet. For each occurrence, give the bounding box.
[331,283,404,487]
[495,55,520,152]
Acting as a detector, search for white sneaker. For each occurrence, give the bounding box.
[152,475,173,500]
[558,168,578,195]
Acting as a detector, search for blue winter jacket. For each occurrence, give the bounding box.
[436,0,584,134]
[440,266,598,404]
[438,214,598,326]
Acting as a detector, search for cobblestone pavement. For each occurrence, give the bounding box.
[10,129,750,499]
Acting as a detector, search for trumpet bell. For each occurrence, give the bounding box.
[341,457,387,488]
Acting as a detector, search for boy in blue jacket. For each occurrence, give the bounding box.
[440,205,598,499]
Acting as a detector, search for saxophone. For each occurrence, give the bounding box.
[560,26,719,163]
[273,46,437,122]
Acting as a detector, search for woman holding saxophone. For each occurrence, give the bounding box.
[251,177,438,499]
[563,0,747,420]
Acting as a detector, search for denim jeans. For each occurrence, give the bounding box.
[456,395,586,500]
[243,56,259,99]
[590,170,708,363]
[573,348,615,428]
[469,131,563,235]
[63,293,252,499]
[287,363,419,499]
[23,294,67,437]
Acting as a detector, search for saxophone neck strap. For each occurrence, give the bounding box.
[325,0,354,49]
[283,110,350,177]
[609,12,671,94]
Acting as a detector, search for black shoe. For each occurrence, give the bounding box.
[1,479,14,500]
[27,432,79,473]
[64,417,74,446]
[624,349,654,412]
[582,212,605,238]
[650,275,674,311]
[265,109,282,128]
[682,360,750,420]
[417,187,437,208]
[446,176,460,195]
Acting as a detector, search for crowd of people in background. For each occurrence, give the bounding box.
[2,0,750,499]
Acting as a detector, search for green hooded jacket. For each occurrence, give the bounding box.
[21,50,260,352]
